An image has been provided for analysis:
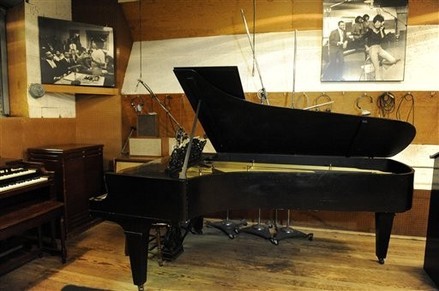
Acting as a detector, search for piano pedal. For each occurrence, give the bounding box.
[206,219,247,239]
[148,223,170,266]
[240,223,274,241]
[240,209,274,241]
[272,209,313,244]
[274,226,313,243]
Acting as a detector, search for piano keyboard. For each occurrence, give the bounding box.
[0,168,38,181]
[0,176,49,192]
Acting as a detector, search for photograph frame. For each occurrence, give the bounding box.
[321,0,408,82]
[38,16,115,87]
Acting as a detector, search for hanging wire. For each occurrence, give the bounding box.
[396,92,415,124]
[377,92,395,118]
[138,0,143,81]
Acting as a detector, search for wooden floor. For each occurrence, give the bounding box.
[0,221,436,291]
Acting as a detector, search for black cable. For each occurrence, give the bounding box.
[396,92,415,124]
[377,92,395,118]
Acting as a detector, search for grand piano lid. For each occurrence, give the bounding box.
[173,66,416,158]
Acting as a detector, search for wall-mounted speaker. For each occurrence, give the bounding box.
[137,113,159,137]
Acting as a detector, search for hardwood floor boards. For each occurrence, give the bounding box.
[0,220,436,291]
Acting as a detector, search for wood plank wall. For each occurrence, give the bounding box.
[121,0,439,41]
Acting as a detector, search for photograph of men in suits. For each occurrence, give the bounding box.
[321,0,408,82]
[325,20,348,81]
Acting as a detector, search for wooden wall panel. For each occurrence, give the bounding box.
[408,0,439,25]
[6,3,27,117]
[0,117,24,158]
[121,0,438,41]
[0,117,76,159]
[135,90,438,145]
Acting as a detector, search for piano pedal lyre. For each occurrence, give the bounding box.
[272,209,313,245]
[240,208,274,241]
[148,222,169,266]
[206,210,247,239]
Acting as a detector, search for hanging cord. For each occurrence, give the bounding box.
[377,92,395,118]
[138,0,143,81]
[396,92,415,124]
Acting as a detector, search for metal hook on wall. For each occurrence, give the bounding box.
[355,93,373,116]
[313,92,333,112]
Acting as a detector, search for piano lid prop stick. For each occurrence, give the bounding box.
[240,9,269,105]
[179,100,202,180]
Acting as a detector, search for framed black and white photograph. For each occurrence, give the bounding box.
[321,0,408,82]
[38,16,115,87]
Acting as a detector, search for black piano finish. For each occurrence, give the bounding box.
[91,152,414,289]
[424,152,439,287]
[173,67,415,158]
[90,67,416,290]
[95,153,413,221]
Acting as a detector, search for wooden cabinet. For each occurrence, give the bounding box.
[27,144,104,236]
[424,152,439,287]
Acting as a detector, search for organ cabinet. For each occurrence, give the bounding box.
[28,144,104,236]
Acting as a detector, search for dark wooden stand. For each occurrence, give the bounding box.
[424,152,439,287]
[28,144,104,236]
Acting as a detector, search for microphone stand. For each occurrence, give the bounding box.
[120,126,136,155]
[292,30,297,108]
[137,79,187,146]
[240,9,269,105]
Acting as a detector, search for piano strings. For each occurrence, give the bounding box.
[186,160,390,177]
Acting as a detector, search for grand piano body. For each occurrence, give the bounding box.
[90,66,415,290]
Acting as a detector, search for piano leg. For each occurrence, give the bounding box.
[375,212,395,264]
[121,221,152,291]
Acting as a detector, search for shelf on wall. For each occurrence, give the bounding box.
[42,84,119,95]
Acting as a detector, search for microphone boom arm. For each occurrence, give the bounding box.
[240,9,269,105]
[137,79,187,145]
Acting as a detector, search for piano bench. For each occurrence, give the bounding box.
[0,200,67,264]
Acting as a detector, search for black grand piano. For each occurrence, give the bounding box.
[90,66,415,290]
